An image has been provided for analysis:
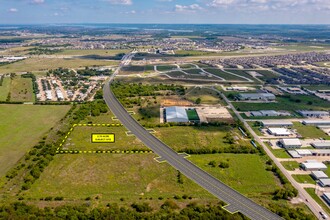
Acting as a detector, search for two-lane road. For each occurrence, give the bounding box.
[103,54,281,220]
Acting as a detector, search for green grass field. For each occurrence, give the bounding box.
[183,68,204,74]
[185,87,223,105]
[189,154,278,197]
[281,161,300,171]
[267,147,290,159]
[0,77,11,101]
[293,122,330,140]
[156,65,177,71]
[179,64,197,69]
[0,104,71,177]
[64,125,147,151]
[0,58,117,74]
[154,126,250,152]
[292,175,315,184]
[186,109,199,121]
[55,49,129,56]
[9,77,34,102]
[204,68,250,81]
[24,154,215,203]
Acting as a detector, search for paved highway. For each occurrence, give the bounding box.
[103,54,281,220]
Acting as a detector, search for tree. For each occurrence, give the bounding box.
[195,98,202,104]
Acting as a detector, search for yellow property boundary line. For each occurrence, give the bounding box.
[56,123,153,154]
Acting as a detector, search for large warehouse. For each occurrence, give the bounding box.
[279,138,302,149]
[165,106,189,123]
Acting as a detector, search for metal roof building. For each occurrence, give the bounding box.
[297,110,329,118]
[301,161,327,171]
[322,192,330,205]
[238,93,275,101]
[319,178,330,187]
[311,171,328,180]
[302,120,330,126]
[260,120,293,127]
[279,138,302,149]
[311,141,330,149]
[165,106,189,123]
[267,128,291,136]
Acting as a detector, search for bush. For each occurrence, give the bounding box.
[131,203,152,213]
[161,200,179,210]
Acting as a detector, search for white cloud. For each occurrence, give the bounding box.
[106,0,132,5]
[8,8,18,13]
[31,0,45,4]
[175,4,203,13]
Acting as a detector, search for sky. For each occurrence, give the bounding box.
[1,0,330,24]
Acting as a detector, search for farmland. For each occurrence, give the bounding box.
[0,104,71,177]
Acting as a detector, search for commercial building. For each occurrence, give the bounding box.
[319,179,330,187]
[322,193,330,205]
[260,120,293,127]
[165,106,189,123]
[311,141,330,149]
[311,171,328,180]
[297,110,329,118]
[301,161,327,171]
[295,149,312,156]
[311,149,330,156]
[287,150,302,158]
[279,138,302,149]
[250,110,290,117]
[237,93,276,101]
[302,120,330,126]
[267,128,291,136]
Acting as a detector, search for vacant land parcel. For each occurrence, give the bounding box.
[0,104,70,177]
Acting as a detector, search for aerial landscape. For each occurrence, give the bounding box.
[1,0,330,219]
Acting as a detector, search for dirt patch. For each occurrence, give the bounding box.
[161,97,193,107]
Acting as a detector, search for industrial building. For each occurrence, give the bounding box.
[301,160,327,171]
[250,110,290,117]
[297,110,329,118]
[279,138,302,149]
[311,141,330,149]
[311,171,328,180]
[287,150,302,158]
[260,120,293,127]
[302,120,330,126]
[311,149,330,156]
[237,93,276,101]
[319,179,330,187]
[165,106,189,123]
[295,149,312,156]
[322,193,330,206]
[267,128,291,136]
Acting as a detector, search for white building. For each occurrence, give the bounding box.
[165,106,189,123]
[311,141,330,149]
[319,179,330,187]
[301,161,327,171]
[261,120,293,127]
[322,192,330,205]
[45,90,53,100]
[267,128,291,136]
[311,171,328,180]
[279,138,302,149]
[295,149,312,156]
[297,110,329,118]
[238,93,275,101]
[302,120,330,126]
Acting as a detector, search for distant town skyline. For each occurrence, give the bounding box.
[1,0,330,24]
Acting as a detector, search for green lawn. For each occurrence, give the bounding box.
[268,147,290,159]
[24,154,216,203]
[0,104,71,177]
[184,69,204,74]
[189,154,278,197]
[64,125,147,151]
[154,126,251,152]
[293,122,330,140]
[281,161,300,171]
[292,175,315,184]
[9,77,34,102]
[0,77,11,101]
[186,109,199,121]
[305,188,330,214]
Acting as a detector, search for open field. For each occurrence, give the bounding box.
[293,122,330,140]
[233,95,330,112]
[302,85,330,91]
[64,125,147,151]
[0,104,71,177]
[9,77,34,102]
[223,69,256,81]
[0,77,11,101]
[24,154,216,204]
[154,126,251,152]
[267,147,290,159]
[0,58,117,74]
[156,65,177,71]
[185,87,225,105]
[54,49,130,56]
[281,161,300,171]
[305,188,330,214]
[183,68,204,74]
[292,175,315,184]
